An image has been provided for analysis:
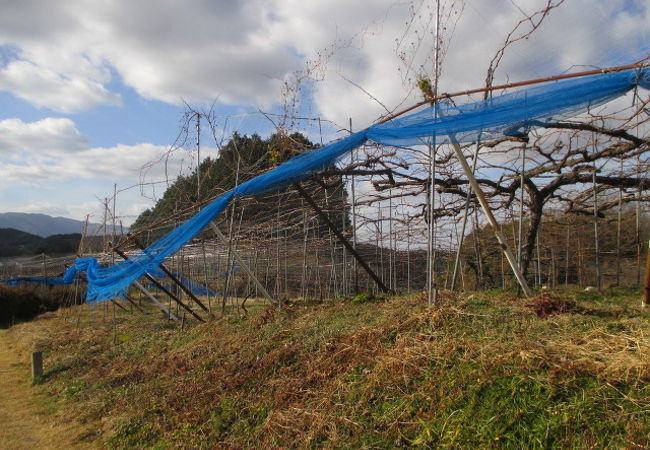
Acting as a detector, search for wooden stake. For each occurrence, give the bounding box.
[641,239,650,308]
[31,352,43,381]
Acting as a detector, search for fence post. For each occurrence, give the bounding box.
[31,351,43,381]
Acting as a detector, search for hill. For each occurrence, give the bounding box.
[0,212,106,237]
[4,288,649,448]
[0,228,82,257]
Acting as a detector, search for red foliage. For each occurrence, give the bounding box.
[527,294,577,318]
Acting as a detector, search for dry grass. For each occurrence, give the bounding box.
[3,287,650,448]
[0,329,97,449]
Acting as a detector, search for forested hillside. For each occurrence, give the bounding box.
[132,132,351,242]
[0,229,81,257]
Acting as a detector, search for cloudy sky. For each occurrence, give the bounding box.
[0,0,647,226]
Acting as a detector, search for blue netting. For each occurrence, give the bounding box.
[4,67,649,302]
[4,264,83,286]
[172,273,217,297]
[368,68,650,146]
[146,269,217,297]
[4,276,73,286]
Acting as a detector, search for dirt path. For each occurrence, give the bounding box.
[0,330,97,449]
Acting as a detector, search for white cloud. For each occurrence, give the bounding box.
[0,117,88,156]
[279,0,650,128]
[0,0,647,120]
[0,142,169,183]
[0,60,121,113]
[0,117,196,224]
[0,117,221,188]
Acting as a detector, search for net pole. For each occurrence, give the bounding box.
[350,118,359,294]
[641,237,650,308]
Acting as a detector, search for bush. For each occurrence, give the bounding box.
[0,285,75,325]
[351,293,377,304]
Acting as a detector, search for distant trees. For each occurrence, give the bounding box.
[0,229,82,257]
[459,207,650,289]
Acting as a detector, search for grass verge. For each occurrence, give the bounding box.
[4,287,650,448]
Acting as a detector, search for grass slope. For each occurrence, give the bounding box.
[4,288,650,449]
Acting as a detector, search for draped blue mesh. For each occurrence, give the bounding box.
[4,67,649,302]
[368,68,650,146]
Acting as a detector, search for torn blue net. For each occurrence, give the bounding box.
[4,67,649,302]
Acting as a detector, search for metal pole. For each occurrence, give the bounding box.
[112,183,117,264]
[196,112,201,200]
[450,142,481,290]
[427,0,441,306]
[447,134,533,297]
[131,239,211,314]
[616,162,623,286]
[592,138,601,290]
[641,242,650,308]
[133,280,179,321]
[517,146,526,268]
[350,117,359,293]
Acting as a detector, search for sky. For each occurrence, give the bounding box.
[0,0,648,226]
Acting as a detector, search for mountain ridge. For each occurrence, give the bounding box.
[0,212,111,237]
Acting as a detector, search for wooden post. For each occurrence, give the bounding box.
[31,351,43,381]
[641,242,650,308]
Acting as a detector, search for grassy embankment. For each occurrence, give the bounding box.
[4,287,650,448]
